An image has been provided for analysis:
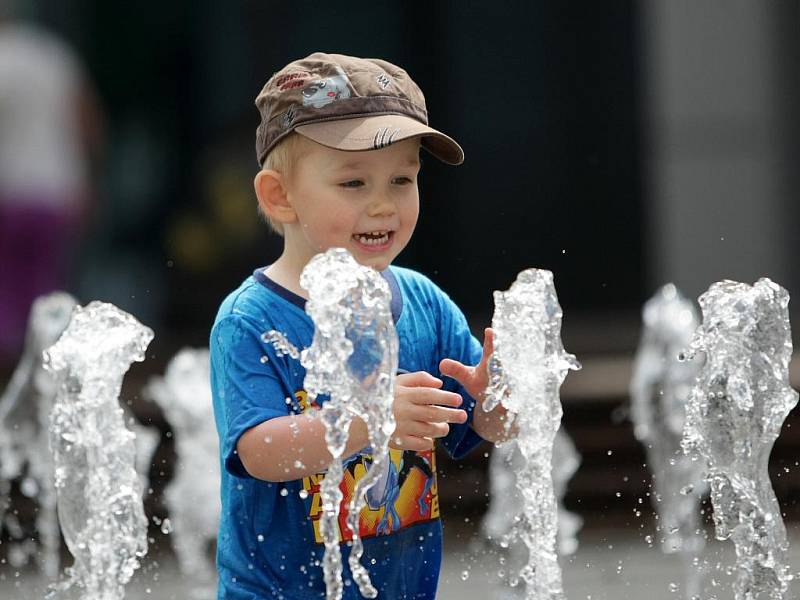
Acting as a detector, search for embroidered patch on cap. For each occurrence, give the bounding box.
[301,66,352,108]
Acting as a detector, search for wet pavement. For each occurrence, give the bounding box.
[3,524,800,599]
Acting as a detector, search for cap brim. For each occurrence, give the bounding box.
[295,114,464,165]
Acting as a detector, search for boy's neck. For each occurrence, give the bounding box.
[264,254,309,299]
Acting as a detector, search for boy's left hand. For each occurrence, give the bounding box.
[439,327,494,405]
[439,328,514,443]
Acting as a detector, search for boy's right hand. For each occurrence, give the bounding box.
[391,371,467,451]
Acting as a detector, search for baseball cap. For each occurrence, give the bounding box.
[255,52,464,167]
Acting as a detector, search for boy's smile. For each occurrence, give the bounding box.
[352,230,393,250]
[281,137,421,273]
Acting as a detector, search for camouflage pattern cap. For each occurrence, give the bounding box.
[255,52,464,167]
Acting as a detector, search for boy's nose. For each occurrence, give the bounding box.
[366,195,396,217]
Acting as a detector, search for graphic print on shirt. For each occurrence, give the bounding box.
[289,388,440,543]
[301,447,439,544]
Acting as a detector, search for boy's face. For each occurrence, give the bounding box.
[283,137,421,272]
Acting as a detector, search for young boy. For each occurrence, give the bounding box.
[210,53,510,599]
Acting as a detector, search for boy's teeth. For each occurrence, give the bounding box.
[354,232,390,246]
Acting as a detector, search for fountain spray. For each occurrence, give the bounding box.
[43,301,152,600]
[0,291,76,577]
[143,347,219,598]
[630,284,706,598]
[682,278,797,600]
[270,248,398,600]
[483,269,580,600]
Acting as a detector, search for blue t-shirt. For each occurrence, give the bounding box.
[210,265,485,599]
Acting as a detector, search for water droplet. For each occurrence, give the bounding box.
[299,489,309,499]
[461,570,470,581]
[260,355,269,364]
[160,518,173,534]
[280,488,289,497]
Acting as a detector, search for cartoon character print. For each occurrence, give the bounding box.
[293,387,440,543]
[293,389,319,413]
[303,448,438,543]
[301,66,352,108]
[358,450,435,536]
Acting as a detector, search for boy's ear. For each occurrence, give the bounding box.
[254,169,297,225]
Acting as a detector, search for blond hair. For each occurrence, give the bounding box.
[258,133,310,235]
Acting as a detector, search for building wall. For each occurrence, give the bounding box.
[642,0,797,301]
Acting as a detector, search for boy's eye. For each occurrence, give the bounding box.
[339,180,364,188]
[392,177,413,185]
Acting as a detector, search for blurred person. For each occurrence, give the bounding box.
[0,3,103,364]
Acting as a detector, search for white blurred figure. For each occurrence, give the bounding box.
[0,291,77,577]
[0,3,103,363]
[130,418,159,503]
[630,284,706,599]
[144,348,219,598]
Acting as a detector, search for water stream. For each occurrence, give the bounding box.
[630,284,706,598]
[682,278,797,600]
[0,291,76,577]
[270,248,398,600]
[483,269,581,600]
[43,301,153,600]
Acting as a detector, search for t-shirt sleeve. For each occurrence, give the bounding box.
[210,315,291,478]
[434,290,486,460]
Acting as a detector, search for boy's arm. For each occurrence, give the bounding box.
[440,328,516,444]
[237,370,467,482]
[238,413,370,482]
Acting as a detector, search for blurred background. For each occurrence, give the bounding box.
[1,0,799,598]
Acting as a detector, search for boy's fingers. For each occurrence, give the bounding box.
[439,358,471,383]
[390,435,433,452]
[399,403,466,424]
[404,387,462,408]
[421,405,468,424]
[437,407,467,424]
[407,404,466,424]
[396,371,443,388]
[404,420,450,439]
[483,327,495,357]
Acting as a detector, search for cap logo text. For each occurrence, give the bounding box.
[275,72,310,91]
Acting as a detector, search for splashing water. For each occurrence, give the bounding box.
[0,292,77,577]
[262,330,302,360]
[482,428,582,599]
[298,248,398,600]
[630,284,706,597]
[682,278,797,600]
[144,348,219,598]
[484,269,580,599]
[42,301,153,600]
